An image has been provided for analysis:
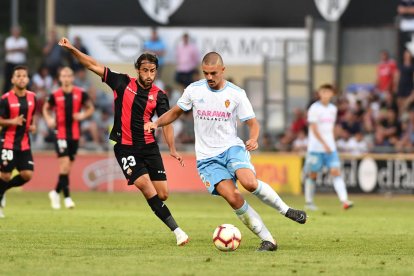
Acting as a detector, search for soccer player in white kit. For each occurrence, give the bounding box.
[304,84,353,210]
[145,52,306,251]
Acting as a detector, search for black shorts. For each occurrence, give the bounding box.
[54,139,79,161]
[114,143,166,185]
[0,148,34,172]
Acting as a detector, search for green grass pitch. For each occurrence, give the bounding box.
[0,192,413,275]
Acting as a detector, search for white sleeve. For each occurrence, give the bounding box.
[177,87,193,111]
[307,105,318,123]
[236,90,255,121]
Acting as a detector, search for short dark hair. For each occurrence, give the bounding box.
[318,83,337,94]
[13,65,29,74]
[134,53,158,69]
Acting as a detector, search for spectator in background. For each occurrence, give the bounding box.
[31,65,53,97]
[395,49,414,114]
[144,27,166,76]
[292,129,308,153]
[69,36,89,72]
[175,33,199,88]
[375,50,397,96]
[290,108,306,135]
[375,109,401,149]
[397,0,414,63]
[398,104,414,152]
[43,29,66,78]
[346,131,370,155]
[341,111,362,136]
[3,26,28,92]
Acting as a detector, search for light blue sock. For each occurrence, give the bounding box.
[252,180,289,215]
[235,201,275,244]
[305,178,316,204]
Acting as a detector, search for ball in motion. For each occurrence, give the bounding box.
[212,224,242,251]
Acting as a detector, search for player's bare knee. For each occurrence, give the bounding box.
[241,178,258,192]
[158,191,169,201]
[330,169,341,177]
[1,173,11,182]
[309,172,318,180]
[20,171,33,181]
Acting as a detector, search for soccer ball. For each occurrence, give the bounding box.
[212,224,242,251]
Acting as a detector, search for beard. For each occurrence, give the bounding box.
[139,76,154,89]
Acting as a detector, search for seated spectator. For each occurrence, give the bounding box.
[261,132,276,151]
[341,111,362,135]
[336,128,351,152]
[31,65,53,114]
[176,111,195,144]
[346,131,370,155]
[290,108,306,135]
[375,109,402,147]
[397,105,414,152]
[292,129,308,153]
[275,131,293,152]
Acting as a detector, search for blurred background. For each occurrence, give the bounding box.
[0,0,413,195]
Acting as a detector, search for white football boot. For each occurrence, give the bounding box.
[174,227,189,246]
[64,197,75,209]
[48,190,61,210]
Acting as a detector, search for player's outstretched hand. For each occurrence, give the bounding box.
[58,37,73,49]
[245,139,258,151]
[170,150,185,167]
[144,122,157,133]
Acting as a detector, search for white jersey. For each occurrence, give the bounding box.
[177,79,255,160]
[307,101,337,152]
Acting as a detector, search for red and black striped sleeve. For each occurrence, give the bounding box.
[101,67,130,92]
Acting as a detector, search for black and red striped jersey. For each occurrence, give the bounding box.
[102,67,170,147]
[0,90,36,150]
[47,87,89,140]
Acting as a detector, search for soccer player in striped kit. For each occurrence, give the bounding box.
[58,37,189,246]
[0,66,37,218]
[43,67,95,209]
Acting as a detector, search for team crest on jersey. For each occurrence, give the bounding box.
[138,0,184,24]
[148,95,154,101]
[225,99,230,108]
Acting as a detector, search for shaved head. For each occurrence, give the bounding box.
[202,52,223,66]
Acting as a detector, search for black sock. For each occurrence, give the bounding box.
[147,195,178,231]
[6,175,28,190]
[60,175,69,198]
[0,178,7,195]
[55,174,65,193]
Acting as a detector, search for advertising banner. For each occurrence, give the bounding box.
[67,26,325,65]
[310,156,414,194]
[24,152,303,195]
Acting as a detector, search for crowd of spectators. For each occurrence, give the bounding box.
[268,47,414,155]
[1,27,200,152]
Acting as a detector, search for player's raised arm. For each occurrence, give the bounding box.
[58,37,105,78]
[244,118,260,151]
